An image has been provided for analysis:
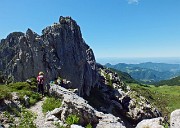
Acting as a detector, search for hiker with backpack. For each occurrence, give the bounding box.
[37,71,44,96]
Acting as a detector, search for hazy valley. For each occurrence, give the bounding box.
[105,62,180,84]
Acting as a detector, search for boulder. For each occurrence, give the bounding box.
[23,95,30,107]
[48,84,126,128]
[70,124,84,128]
[136,117,164,128]
[170,109,180,128]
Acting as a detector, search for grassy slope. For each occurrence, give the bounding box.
[129,83,180,116]
[0,79,41,106]
[155,76,180,86]
[109,67,180,116]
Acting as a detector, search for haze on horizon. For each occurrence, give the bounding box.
[96,57,180,65]
[0,0,180,59]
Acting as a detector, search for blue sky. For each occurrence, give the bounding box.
[0,0,180,59]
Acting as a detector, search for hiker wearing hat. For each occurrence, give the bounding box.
[37,71,44,96]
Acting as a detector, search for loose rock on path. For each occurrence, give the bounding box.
[28,97,56,128]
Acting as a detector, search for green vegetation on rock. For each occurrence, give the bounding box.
[42,97,62,113]
[109,68,139,84]
[85,123,92,128]
[0,85,12,100]
[65,114,79,126]
[18,109,36,128]
[0,80,41,106]
[129,83,180,117]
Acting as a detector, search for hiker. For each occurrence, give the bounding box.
[57,77,64,87]
[37,71,44,96]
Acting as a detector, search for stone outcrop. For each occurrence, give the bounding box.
[170,109,180,128]
[85,65,161,127]
[0,16,98,96]
[48,84,126,128]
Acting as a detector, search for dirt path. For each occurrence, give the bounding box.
[28,97,56,128]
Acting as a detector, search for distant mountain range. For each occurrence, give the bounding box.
[105,62,180,84]
[97,57,180,65]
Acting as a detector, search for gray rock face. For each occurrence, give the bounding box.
[170,109,180,128]
[48,84,126,128]
[92,65,161,126]
[0,16,98,96]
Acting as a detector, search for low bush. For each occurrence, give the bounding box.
[0,81,41,107]
[0,85,12,100]
[85,123,92,128]
[42,97,62,113]
[29,93,41,105]
[18,109,36,128]
[8,82,31,91]
[65,114,79,126]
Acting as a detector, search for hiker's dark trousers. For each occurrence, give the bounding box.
[37,84,44,95]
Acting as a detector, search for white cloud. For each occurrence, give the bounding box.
[127,0,140,4]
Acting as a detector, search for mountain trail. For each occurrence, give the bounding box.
[28,97,56,128]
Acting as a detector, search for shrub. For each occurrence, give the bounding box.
[5,81,41,107]
[85,123,92,128]
[18,109,36,128]
[8,82,31,91]
[17,90,41,106]
[0,85,12,100]
[42,97,62,113]
[27,77,38,91]
[105,74,113,87]
[3,111,15,123]
[65,114,79,126]
[29,93,41,106]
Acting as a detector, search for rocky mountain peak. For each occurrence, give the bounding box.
[0,16,98,96]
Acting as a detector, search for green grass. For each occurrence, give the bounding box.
[18,109,36,128]
[65,114,79,126]
[155,76,180,86]
[0,81,41,106]
[0,85,12,100]
[7,82,31,91]
[0,80,40,127]
[129,83,180,117]
[42,97,62,113]
[85,123,92,128]
[148,85,180,113]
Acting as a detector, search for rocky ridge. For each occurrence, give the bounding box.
[0,16,98,96]
[47,84,126,128]
[88,64,161,127]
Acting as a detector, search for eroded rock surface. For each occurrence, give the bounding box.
[0,16,98,96]
[170,109,180,128]
[48,84,126,128]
